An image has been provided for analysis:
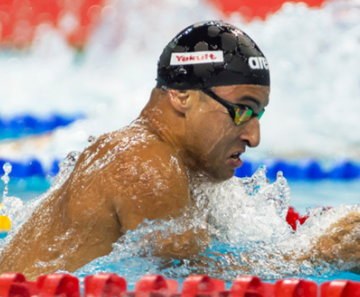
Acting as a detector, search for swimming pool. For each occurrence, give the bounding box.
[3,176,360,214]
[1,0,360,289]
[2,167,360,286]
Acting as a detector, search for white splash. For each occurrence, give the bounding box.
[73,166,355,284]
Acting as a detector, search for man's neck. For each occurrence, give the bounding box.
[139,89,188,157]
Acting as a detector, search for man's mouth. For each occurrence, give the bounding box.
[230,152,241,160]
[229,151,243,160]
[226,150,244,168]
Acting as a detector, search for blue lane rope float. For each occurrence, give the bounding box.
[0,158,360,180]
[0,159,45,179]
[0,113,84,140]
[235,159,360,180]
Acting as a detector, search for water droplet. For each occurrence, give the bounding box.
[88,135,97,144]
[1,162,12,201]
[51,151,81,191]
[3,163,12,174]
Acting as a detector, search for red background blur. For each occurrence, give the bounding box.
[0,0,327,49]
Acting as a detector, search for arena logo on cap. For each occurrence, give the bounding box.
[170,51,224,66]
[248,57,269,70]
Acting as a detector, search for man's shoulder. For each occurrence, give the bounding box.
[95,126,186,179]
[98,124,167,148]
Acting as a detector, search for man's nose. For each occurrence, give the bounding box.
[239,117,261,148]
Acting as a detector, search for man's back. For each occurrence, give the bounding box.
[0,119,191,279]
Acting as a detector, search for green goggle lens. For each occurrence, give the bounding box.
[202,89,265,126]
[234,108,252,124]
[234,108,264,125]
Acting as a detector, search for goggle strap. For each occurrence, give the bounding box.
[257,110,265,120]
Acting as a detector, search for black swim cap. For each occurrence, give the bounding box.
[156,20,270,90]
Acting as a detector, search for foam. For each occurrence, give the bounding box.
[71,166,356,283]
[0,157,358,282]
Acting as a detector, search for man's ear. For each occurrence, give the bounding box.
[168,89,194,114]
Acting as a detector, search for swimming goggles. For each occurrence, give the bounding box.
[202,89,264,125]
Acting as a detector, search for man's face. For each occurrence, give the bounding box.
[184,84,270,181]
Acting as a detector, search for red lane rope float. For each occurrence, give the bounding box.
[0,0,333,49]
[37,274,80,297]
[181,275,225,297]
[85,274,127,297]
[0,0,105,49]
[1,273,360,297]
[231,275,274,297]
[207,0,329,21]
[134,274,178,297]
[286,207,309,231]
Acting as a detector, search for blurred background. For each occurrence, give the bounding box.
[1,0,360,206]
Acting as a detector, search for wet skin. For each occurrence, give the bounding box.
[0,85,270,279]
[182,85,269,181]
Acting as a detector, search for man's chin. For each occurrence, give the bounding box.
[188,161,236,182]
[205,166,236,183]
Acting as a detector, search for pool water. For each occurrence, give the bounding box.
[0,177,51,202]
[4,177,360,214]
[2,174,360,285]
[288,179,360,213]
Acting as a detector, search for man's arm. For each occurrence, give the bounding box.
[310,211,360,271]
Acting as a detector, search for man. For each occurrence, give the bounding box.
[0,20,270,279]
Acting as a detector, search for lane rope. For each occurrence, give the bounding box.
[0,273,357,297]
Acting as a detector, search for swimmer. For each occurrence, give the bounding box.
[1,20,358,280]
[0,20,271,279]
[23,19,360,280]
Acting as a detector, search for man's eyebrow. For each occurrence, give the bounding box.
[237,96,262,109]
